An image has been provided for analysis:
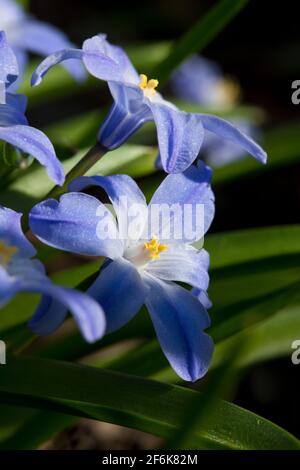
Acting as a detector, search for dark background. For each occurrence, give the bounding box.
[28,0,300,440]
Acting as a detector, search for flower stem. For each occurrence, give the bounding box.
[46,143,107,200]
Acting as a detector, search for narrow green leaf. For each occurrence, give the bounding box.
[0,356,298,450]
[168,338,245,449]
[205,225,300,269]
[213,304,300,369]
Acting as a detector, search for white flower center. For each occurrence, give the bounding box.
[124,237,168,269]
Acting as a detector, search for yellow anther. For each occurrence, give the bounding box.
[0,240,17,266]
[144,237,168,260]
[139,74,159,97]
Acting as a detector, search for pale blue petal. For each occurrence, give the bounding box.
[27,280,106,343]
[6,92,27,113]
[150,102,205,173]
[199,114,267,164]
[144,275,213,382]
[29,192,123,258]
[0,266,18,306]
[0,206,35,258]
[98,99,151,149]
[9,48,28,91]
[145,246,210,290]
[192,287,212,310]
[69,174,147,243]
[82,34,139,84]
[204,118,261,168]
[0,124,64,185]
[1,257,105,342]
[146,162,214,243]
[0,31,19,88]
[15,20,86,81]
[87,258,147,333]
[31,48,83,86]
[0,103,27,126]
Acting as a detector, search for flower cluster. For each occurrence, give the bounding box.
[0,13,267,382]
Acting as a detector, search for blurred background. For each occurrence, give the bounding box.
[9,0,300,447]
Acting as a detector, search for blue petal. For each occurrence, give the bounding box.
[15,20,86,81]
[29,192,123,258]
[98,100,151,149]
[0,266,19,306]
[145,247,210,290]
[0,103,28,126]
[0,124,64,185]
[149,102,205,173]
[146,162,214,242]
[70,174,147,243]
[31,48,83,86]
[9,48,28,90]
[87,257,147,333]
[144,275,213,381]
[0,0,25,27]
[27,280,106,343]
[0,206,35,258]
[82,34,139,84]
[3,258,106,342]
[107,82,144,109]
[6,92,27,113]
[2,256,105,342]
[0,259,45,307]
[204,118,261,168]
[198,114,267,164]
[192,287,212,310]
[0,31,19,88]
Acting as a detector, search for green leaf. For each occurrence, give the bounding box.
[0,144,156,212]
[167,338,245,449]
[152,0,249,84]
[213,303,300,369]
[205,225,300,269]
[0,355,298,450]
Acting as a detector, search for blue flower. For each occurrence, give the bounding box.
[0,31,64,185]
[171,54,241,108]
[31,34,267,173]
[29,162,215,381]
[0,0,85,90]
[0,205,106,342]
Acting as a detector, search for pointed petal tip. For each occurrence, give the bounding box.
[261,150,268,164]
[55,172,65,187]
[31,72,41,87]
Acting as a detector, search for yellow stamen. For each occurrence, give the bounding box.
[144,237,168,260]
[139,74,159,97]
[0,240,17,266]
